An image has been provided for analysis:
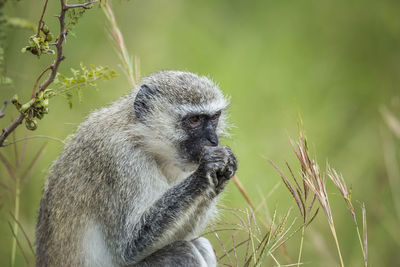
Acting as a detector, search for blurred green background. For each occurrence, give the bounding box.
[1,0,400,266]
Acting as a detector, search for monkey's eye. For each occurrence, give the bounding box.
[210,112,221,121]
[188,115,202,128]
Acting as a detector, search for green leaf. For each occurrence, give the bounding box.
[66,1,95,30]
[52,63,118,108]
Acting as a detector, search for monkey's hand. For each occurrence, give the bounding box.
[199,146,237,194]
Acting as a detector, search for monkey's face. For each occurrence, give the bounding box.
[132,71,230,166]
[179,111,222,163]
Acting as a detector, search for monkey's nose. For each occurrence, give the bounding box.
[204,121,219,146]
[207,132,219,146]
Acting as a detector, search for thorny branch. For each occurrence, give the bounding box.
[0,0,96,147]
[65,0,94,10]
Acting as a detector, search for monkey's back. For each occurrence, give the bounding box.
[35,96,140,266]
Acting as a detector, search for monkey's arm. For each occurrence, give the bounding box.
[121,146,236,265]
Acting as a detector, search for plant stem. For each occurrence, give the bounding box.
[331,226,345,267]
[10,174,20,267]
[232,175,255,210]
[36,0,49,37]
[268,253,281,266]
[297,225,305,267]
[102,2,135,88]
[355,225,367,267]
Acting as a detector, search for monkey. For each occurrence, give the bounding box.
[36,70,237,267]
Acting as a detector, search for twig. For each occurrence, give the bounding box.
[36,0,49,37]
[0,114,25,147]
[31,65,53,98]
[65,0,95,10]
[0,0,96,147]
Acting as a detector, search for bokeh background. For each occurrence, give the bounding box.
[1,0,400,266]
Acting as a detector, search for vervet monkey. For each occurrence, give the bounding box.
[36,71,237,266]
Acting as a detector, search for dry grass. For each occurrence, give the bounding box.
[204,205,299,267]
[102,1,137,89]
[207,126,369,267]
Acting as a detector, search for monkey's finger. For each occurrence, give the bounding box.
[226,154,237,174]
[211,172,218,188]
[224,165,235,180]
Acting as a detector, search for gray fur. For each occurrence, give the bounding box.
[36,71,237,266]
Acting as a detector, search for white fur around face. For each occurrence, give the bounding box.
[81,221,114,267]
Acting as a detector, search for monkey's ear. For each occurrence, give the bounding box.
[134,84,159,121]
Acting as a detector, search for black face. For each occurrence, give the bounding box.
[180,111,221,163]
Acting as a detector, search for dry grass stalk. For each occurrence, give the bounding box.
[102,1,136,88]
[327,167,355,223]
[327,167,368,267]
[361,202,368,267]
[289,131,345,267]
[232,175,256,210]
[269,150,319,267]
[273,127,369,267]
[269,160,319,225]
[214,231,234,266]
[206,205,298,267]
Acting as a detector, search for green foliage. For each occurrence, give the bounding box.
[66,1,95,30]
[11,89,53,130]
[21,24,54,56]
[11,63,117,131]
[54,63,118,108]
